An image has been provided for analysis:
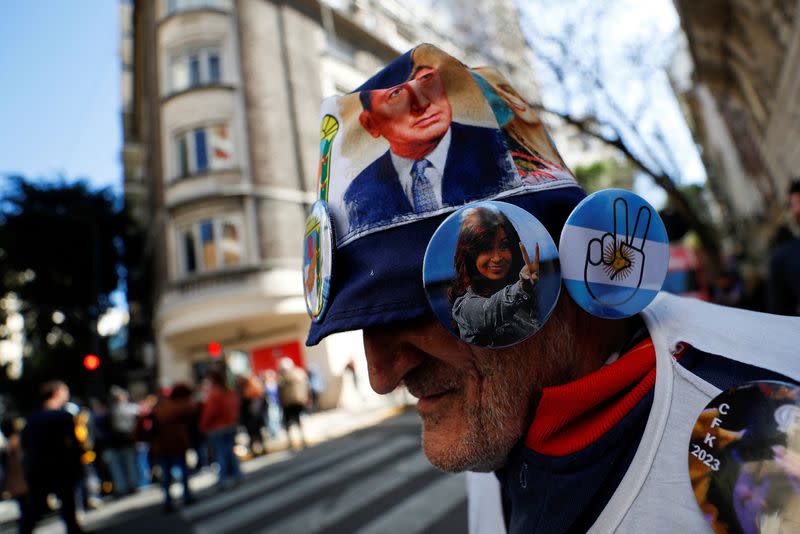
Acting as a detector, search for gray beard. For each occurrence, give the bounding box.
[418,311,579,473]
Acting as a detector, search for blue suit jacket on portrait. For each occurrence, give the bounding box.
[344,122,515,234]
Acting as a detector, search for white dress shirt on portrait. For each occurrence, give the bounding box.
[391,127,452,210]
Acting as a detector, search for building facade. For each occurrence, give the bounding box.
[121,0,567,406]
[672,0,800,261]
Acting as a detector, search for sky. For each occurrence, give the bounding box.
[0,0,704,205]
[0,1,123,193]
[516,0,706,208]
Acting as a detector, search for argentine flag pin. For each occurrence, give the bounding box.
[559,189,669,319]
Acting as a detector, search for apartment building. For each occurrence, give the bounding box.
[121,0,563,406]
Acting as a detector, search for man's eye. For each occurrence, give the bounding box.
[420,73,433,82]
[389,87,402,98]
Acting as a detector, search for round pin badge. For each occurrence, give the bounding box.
[422,201,561,348]
[558,189,668,319]
[303,200,334,322]
[688,381,800,533]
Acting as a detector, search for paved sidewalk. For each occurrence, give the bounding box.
[0,395,413,533]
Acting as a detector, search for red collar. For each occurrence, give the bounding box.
[525,338,656,456]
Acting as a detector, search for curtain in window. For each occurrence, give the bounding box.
[194,129,209,171]
[221,222,242,265]
[200,220,216,269]
[209,125,232,170]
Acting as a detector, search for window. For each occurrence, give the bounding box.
[180,217,244,274]
[169,46,222,93]
[173,124,234,178]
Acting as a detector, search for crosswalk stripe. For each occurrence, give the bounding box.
[353,473,467,534]
[193,436,419,534]
[182,433,385,522]
[255,450,434,533]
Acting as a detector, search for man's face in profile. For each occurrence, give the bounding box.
[362,308,577,473]
[56,385,70,408]
[359,67,453,160]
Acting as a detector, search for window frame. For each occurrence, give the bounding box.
[171,122,234,180]
[168,44,223,94]
[178,215,245,275]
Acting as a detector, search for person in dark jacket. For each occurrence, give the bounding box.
[151,384,196,511]
[19,381,84,534]
[768,180,800,316]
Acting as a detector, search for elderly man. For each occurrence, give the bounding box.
[343,52,516,234]
[306,45,800,533]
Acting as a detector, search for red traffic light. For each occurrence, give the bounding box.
[83,354,101,371]
[208,342,222,358]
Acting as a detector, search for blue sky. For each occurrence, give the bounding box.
[0,1,122,192]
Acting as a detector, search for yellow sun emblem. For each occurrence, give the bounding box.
[603,243,634,280]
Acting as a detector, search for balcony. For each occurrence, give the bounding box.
[160,0,232,24]
[156,263,306,348]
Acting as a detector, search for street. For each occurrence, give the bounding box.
[3,409,468,534]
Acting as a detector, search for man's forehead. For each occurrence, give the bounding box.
[411,65,436,78]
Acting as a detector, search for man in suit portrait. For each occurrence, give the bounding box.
[344,64,516,234]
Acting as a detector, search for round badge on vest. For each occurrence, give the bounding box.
[688,381,800,533]
[422,200,561,348]
[303,200,334,322]
[559,189,668,319]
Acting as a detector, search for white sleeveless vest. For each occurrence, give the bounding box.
[468,293,800,534]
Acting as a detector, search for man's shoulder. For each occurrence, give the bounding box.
[345,151,396,196]
[771,236,800,262]
[449,122,504,150]
[26,408,72,425]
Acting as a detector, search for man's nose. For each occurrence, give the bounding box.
[363,325,425,394]
[409,83,430,113]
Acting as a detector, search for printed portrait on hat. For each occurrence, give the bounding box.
[316,44,580,248]
[470,66,572,185]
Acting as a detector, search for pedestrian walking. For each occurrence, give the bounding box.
[1,417,29,524]
[151,384,196,512]
[307,363,325,413]
[105,386,141,496]
[19,381,84,534]
[768,179,800,315]
[239,374,267,456]
[200,365,242,489]
[277,358,309,449]
[133,394,158,488]
[262,370,282,441]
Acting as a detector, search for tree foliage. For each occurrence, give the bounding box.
[516,0,721,267]
[0,175,125,409]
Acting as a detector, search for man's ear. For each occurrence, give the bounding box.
[359,111,381,139]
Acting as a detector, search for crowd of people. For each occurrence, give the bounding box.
[0,357,321,532]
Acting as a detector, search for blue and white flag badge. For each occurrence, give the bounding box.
[559,189,668,318]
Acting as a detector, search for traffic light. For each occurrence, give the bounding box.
[83,354,100,371]
[208,342,222,358]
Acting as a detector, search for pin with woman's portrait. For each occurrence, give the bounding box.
[423,201,561,348]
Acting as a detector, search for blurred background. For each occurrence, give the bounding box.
[1,0,798,532]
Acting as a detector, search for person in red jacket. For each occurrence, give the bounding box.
[200,366,242,489]
[151,384,196,511]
